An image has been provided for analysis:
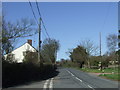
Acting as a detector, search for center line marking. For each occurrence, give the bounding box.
[75,77,82,82]
[88,85,95,90]
[66,70,71,73]
[66,70,75,77]
[88,85,92,88]
[71,73,74,76]
[66,70,95,90]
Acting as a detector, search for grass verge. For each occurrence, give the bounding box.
[76,67,119,73]
[99,74,120,81]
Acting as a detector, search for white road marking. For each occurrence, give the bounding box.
[49,78,54,89]
[66,70,75,76]
[88,85,93,88]
[71,73,75,76]
[43,78,54,90]
[67,70,83,82]
[66,70,71,73]
[43,79,49,89]
[75,77,82,82]
[88,85,95,90]
[66,70,95,90]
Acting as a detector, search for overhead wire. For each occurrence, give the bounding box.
[101,3,111,31]
[28,0,40,47]
[35,0,50,39]
[28,0,47,40]
[28,0,56,62]
[28,0,51,40]
[28,0,39,25]
[35,0,52,61]
[35,0,42,18]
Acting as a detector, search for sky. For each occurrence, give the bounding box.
[3,2,118,60]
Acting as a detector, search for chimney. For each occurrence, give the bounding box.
[27,39,32,46]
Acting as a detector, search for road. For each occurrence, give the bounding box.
[9,67,119,89]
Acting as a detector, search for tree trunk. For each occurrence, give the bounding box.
[87,59,90,68]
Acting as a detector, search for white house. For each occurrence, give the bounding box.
[4,40,37,63]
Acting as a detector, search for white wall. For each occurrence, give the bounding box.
[4,43,37,63]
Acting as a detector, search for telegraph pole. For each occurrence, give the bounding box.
[100,32,101,57]
[38,18,42,67]
[99,32,102,71]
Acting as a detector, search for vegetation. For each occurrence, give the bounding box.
[2,15,60,88]
[2,11,119,88]
[106,34,118,68]
[23,51,39,65]
[2,59,58,88]
[2,16,36,55]
[69,45,88,68]
[41,38,60,65]
[99,74,120,81]
[60,33,119,81]
[79,67,119,73]
[2,37,60,88]
[106,34,117,53]
[79,39,99,68]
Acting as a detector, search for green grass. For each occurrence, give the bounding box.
[62,64,120,81]
[62,63,119,73]
[103,68,119,73]
[77,67,119,73]
[99,74,120,81]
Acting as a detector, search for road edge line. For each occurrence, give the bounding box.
[49,78,54,89]
[43,79,49,90]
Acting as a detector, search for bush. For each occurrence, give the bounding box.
[61,60,79,68]
[2,61,56,88]
[5,53,17,63]
[23,51,39,65]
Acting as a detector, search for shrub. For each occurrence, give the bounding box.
[5,53,17,63]
[23,51,39,65]
[2,62,56,88]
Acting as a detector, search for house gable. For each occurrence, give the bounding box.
[4,43,37,63]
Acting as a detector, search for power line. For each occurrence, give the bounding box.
[42,29,48,39]
[42,20,50,38]
[35,0,50,38]
[28,0,39,25]
[28,0,46,66]
[28,0,48,44]
[101,3,111,31]
[28,0,50,40]
[35,0,42,17]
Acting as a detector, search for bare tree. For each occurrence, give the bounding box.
[2,16,37,55]
[106,34,118,68]
[79,39,99,68]
[106,34,118,53]
[79,39,99,56]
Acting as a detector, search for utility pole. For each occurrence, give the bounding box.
[99,32,102,71]
[38,18,42,67]
[118,30,120,50]
[118,30,120,65]
[54,42,57,65]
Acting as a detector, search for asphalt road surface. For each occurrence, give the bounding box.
[9,67,119,89]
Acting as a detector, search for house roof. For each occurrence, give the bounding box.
[26,42,38,52]
[15,42,38,52]
[5,42,38,55]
